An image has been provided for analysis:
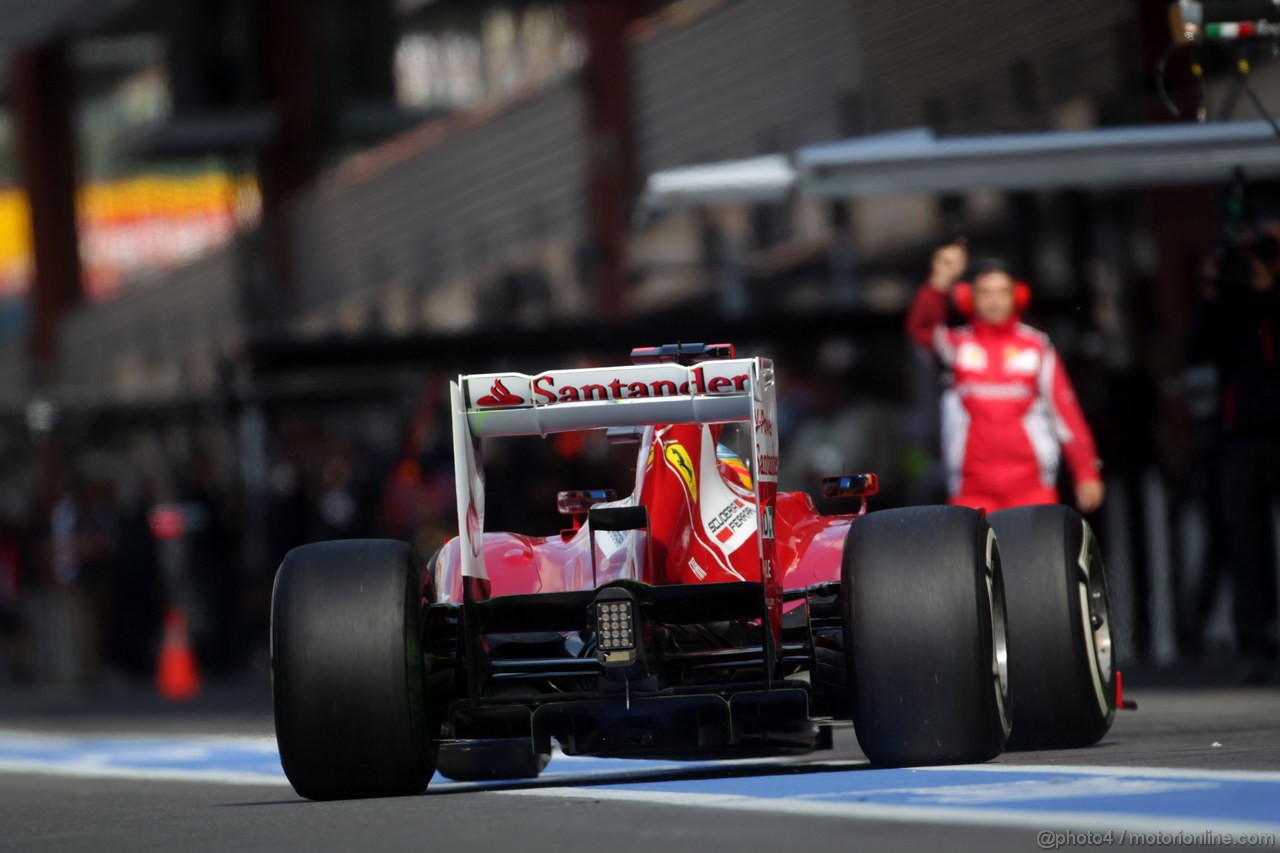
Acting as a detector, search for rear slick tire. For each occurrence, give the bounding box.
[843,506,1010,766]
[988,505,1115,750]
[272,539,437,800]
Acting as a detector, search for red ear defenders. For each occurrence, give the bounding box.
[952,280,1031,318]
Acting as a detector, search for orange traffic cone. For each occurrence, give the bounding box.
[157,608,202,701]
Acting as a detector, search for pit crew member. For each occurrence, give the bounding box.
[906,239,1104,513]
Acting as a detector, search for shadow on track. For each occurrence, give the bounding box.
[219,755,874,806]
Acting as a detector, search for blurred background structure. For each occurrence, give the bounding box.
[0,0,1277,689]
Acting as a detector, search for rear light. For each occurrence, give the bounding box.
[596,601,635,651]
[591,589,639,666]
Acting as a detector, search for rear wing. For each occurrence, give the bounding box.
[455,359,760,437]
[451,356,778,570]
[450,352,783,676]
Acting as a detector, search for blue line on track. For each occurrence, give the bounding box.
[585,765,1280,829]
[2,730,1279,833]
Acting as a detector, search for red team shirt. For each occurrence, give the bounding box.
[907,283,1102,511]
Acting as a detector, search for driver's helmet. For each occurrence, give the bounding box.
[716,442,753,490]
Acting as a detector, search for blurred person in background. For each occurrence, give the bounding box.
[1186,228,1280,683]
[109,474,161,680]
[183,453,244,677]
[315,440,378,542]
[32,469,113,687]
[0,510,31,683]
[74,475,122,688]
[907,238,1105,514]
[266,458,309,569]
[37,470,82,685]
[781,374,902,510]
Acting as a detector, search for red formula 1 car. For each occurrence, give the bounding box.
[271,344,1116,800]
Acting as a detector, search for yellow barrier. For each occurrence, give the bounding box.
[0,173,260,299]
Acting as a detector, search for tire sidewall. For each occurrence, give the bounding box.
[989,505,1115,750]
[272,539,435,799]
[842,506,1009,766]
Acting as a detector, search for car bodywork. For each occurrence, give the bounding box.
[426,345,869,759]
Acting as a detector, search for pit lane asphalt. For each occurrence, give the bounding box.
[1,670,1278,852]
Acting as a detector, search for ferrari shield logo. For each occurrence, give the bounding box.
[663,443,698,503]
[1003,346,1040,374]
[956,342,987,371]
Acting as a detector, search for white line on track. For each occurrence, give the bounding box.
[0,729,287,786]
[0,759,289,787]
[918,763,1280,784]
[498,786,1280,839]
[768,759,1280,785]
[4,725,1280,841]
[0,729,279,749]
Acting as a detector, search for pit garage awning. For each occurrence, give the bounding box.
[638,154,797,210]
[0,0,137,45]
[640,120,1280,209]
[0,0,142,94]
[798,120,1280,197]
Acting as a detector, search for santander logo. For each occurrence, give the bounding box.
[468,364,752,410]
[476,379,524,408]
[533,366,749,404]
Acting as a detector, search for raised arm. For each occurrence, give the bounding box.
[906,283,953,356]
[906,239,967,362]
